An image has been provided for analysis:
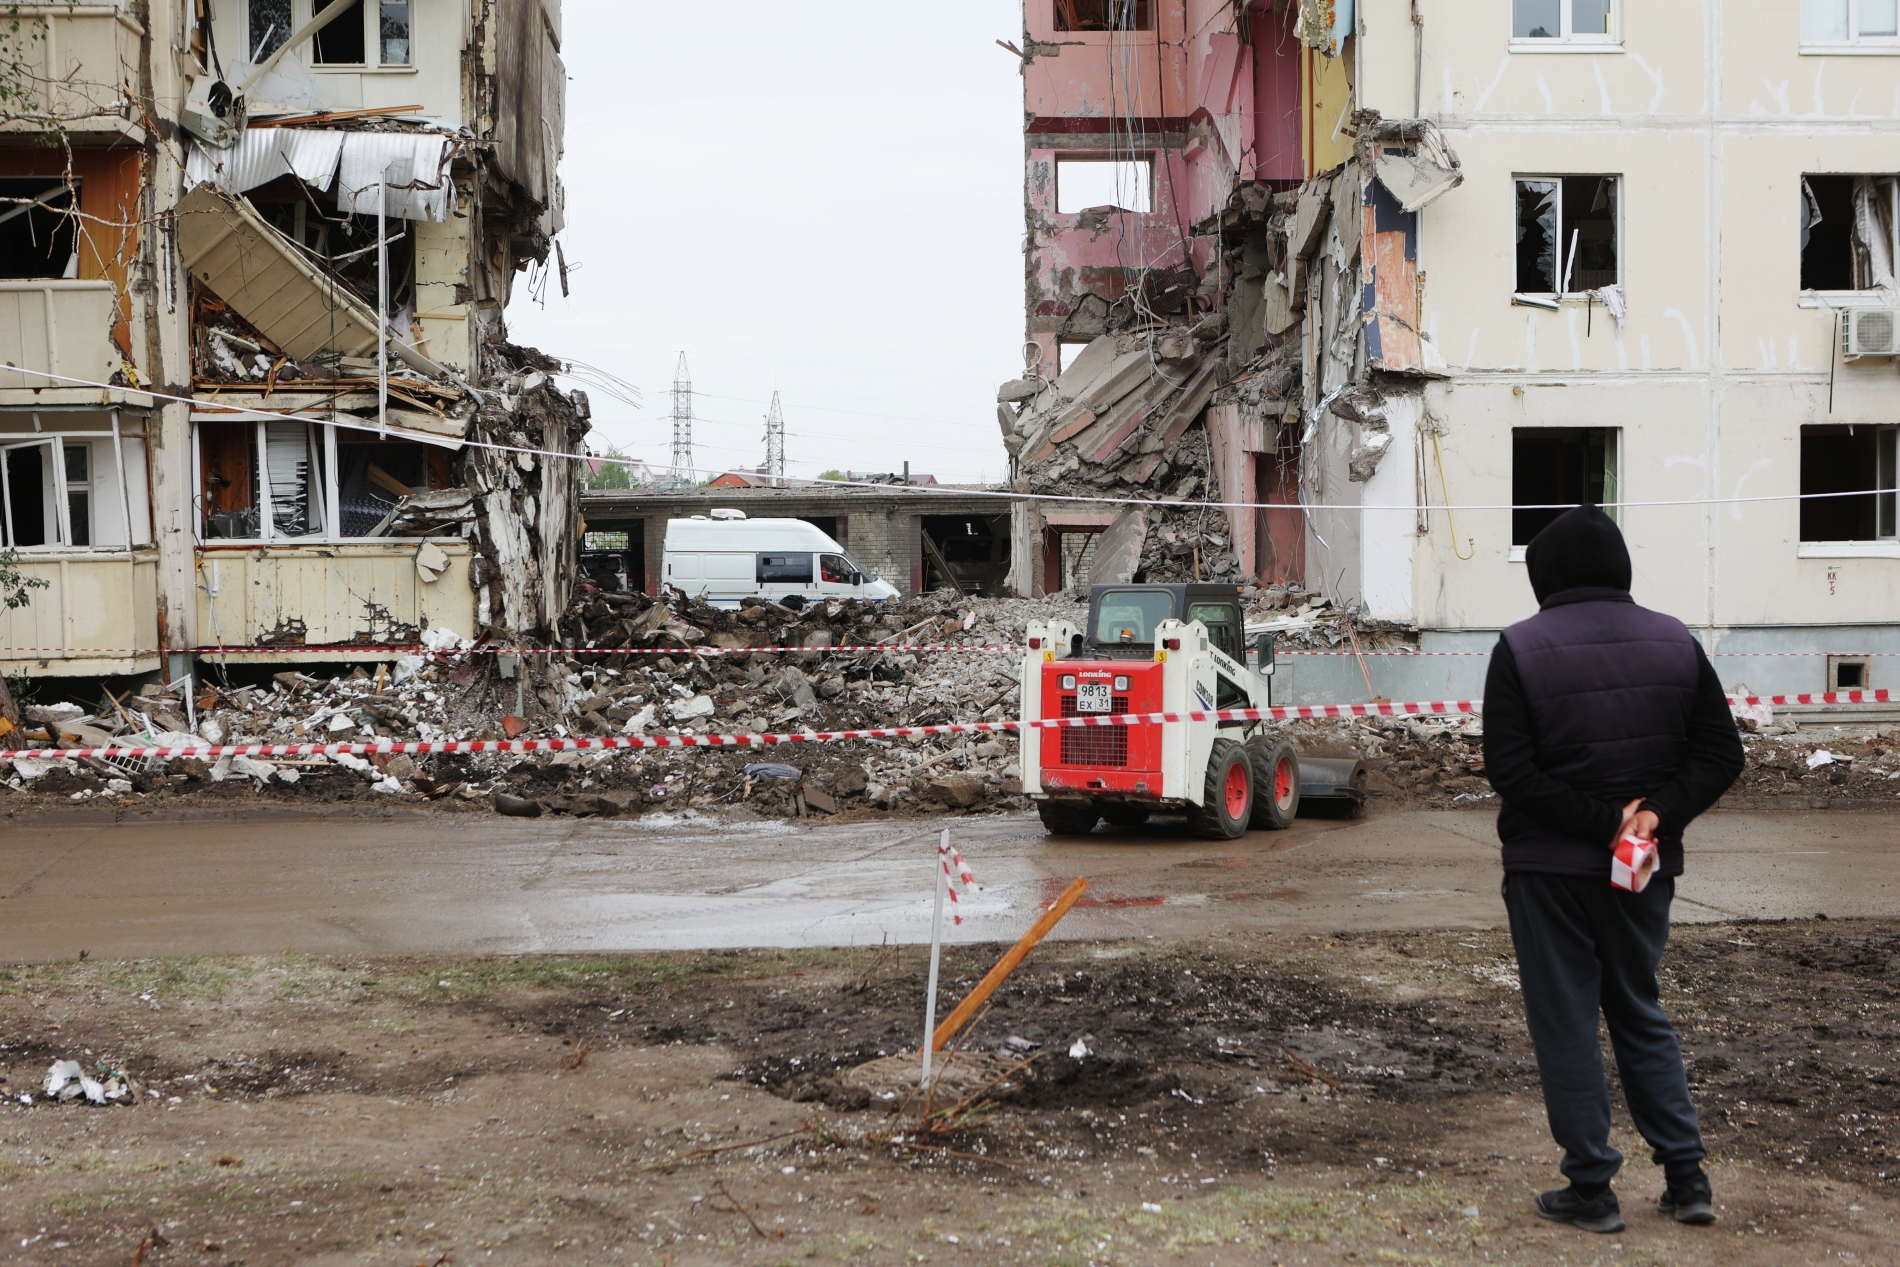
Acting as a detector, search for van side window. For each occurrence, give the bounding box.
[820,553,852,584]
[757,552,814,584]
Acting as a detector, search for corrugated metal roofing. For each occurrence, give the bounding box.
[186,130,457,223]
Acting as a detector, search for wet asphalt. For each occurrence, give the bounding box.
[0,805,1894,962]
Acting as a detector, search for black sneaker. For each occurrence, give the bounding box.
[1658,1173,1717,1225]
[1535,1186,1626,1233]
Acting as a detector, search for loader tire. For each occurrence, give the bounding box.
[1036,800,1100,836]
[1099,803,1152,828]
[1187,738,1253,840]
[1247,737,1301,830]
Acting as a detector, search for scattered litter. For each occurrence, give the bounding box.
[1003,1036,1041,1053]
[41,1059,130,1105]
[1069,1038,1091,1059]
[1807,750,1839,769]
[743,763,802,782]
[1141,1202,1164,1213]
[1449,791,1494,804]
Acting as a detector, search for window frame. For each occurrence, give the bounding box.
[1801,0,1900,53]
[1512,174,1622,300]
[1509,426,1621,550]
[1798,173,1900,303]
[1510,0,1622,51]
[1798,423,1898,552]
[0,414,147,552]
[254,0,417,71]
[1054,156,1155,215]
[190,418,461,545]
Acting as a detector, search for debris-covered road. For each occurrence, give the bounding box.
[3,924,1898,1265]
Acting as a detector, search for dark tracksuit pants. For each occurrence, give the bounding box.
[1503,871,1706,1189]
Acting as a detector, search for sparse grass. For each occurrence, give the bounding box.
[0,947,880,1011]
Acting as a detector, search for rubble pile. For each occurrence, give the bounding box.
[6,584,1889,819]
[0,591,1084,820]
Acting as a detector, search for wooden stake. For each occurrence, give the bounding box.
[929,876,1089,1053]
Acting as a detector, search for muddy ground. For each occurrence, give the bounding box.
[3,921,1899,1264]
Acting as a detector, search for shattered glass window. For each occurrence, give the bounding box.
[380,0,412,65]
[313,0,368,65]
[1801,426,1898,542]
[1513,0,1560,38]
[248,0,292,62]
[1513,429,1618,546]
[1514,177,1617,294]
[1514,180,1559,293]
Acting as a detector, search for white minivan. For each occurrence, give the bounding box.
[662,512,900,609]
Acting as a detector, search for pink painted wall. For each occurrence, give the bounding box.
[1022,0,1302,359]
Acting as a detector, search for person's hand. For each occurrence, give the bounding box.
[1613,797,1659,846]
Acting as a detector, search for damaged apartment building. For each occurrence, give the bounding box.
[0,0,585,685]
[1001,0,1900,699]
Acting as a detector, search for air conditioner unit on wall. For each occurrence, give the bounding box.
[1841,307,1900,358]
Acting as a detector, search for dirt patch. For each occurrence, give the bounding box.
[2,923,1899,1262]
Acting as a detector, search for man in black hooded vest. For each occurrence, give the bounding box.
[1483,505,1744,1234]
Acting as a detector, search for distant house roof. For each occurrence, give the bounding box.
[708,470,771,488]
[846,470,938,486]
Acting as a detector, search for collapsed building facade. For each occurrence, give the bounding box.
[1002,0,1900,699]
[0,0,585,684]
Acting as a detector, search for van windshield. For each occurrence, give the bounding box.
[1094,590,1174,644]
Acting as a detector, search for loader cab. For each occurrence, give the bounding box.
[1084,583,1245,661]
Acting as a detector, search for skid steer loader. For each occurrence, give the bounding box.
[1019,583,1363,838]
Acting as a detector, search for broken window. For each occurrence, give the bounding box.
[1513,0,1616,41]
[1800,175,1897,292]
[1057,341,1091,374]
[0,179,80,280]
[1802,0,1900,47]
[197,419,453,541]
[1800,425,1897,542]
[1054,0,1153,32]
[247,0,293,61]
[0,417,151,550]
[1515,176,1618,295]
[379,0,412,65]
[1056,158,1153,214]
[313,0,368,65]
[1512,427,1618,546]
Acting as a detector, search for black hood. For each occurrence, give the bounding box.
[1524,505,1631,605]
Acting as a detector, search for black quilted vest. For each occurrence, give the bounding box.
[1498,595,1702,876]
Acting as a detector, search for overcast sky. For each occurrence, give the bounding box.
[502,1,1024,485]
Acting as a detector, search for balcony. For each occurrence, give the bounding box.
[194,541,475,662]
[0,280,127,403]
[0,5,142,138]
[0,549,160,677]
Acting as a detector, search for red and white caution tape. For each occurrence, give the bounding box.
[5,691,1890,764]
[0,701,1480,762]
[1726,689,1895,706]
[938,838,976,926]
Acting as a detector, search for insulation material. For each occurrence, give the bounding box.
[462,346,591,635]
